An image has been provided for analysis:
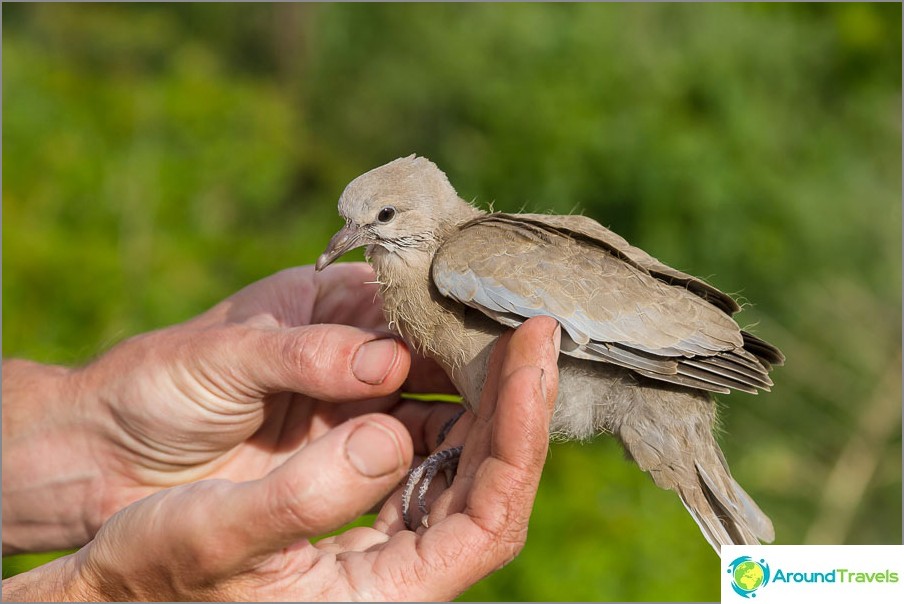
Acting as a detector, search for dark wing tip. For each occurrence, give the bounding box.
[741,331,785,367]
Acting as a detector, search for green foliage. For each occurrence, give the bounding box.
[3,3,901,601]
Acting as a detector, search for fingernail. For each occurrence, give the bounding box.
[352,338,398,384]
[346,421,404,477]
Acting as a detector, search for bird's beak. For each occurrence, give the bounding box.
[316,222,364,271]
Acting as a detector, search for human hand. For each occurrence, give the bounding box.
[2,263,455,554]
[3,316,560,601]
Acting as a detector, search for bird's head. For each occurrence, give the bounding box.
[316,155,479,271]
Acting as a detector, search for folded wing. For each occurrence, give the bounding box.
[432,213,783,394]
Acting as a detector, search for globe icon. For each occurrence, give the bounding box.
[734,560,765,592]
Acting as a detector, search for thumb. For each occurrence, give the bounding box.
[225,413,413,560]
[227,324,411,401]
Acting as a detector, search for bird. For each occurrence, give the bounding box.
[315,154,783,552]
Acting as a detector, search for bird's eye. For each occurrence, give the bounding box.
[377,206,396,223]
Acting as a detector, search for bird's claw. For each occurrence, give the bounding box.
[401,445,463,530]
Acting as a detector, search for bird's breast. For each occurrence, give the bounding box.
[376,269,501,408]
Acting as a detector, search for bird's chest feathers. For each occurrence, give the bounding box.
[369,250,489,371]
[380,271,461,358]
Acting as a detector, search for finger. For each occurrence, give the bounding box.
[230,324,411,402]
[395,353,556,600]
[311,262,386,329]
[419,317,559,527]
[315,264,457,394]
[468,316,560,526]
[498,316,560,414]
[388,399,466,456]
[403,354,459,395]
[454,316,557,464]
[197,266,322,328]
[474,329,514,420]
[473,314,560,416]
[197,263,383,329]
[408,332,513,528]
[361,394,466,518]
[225,413,413,562]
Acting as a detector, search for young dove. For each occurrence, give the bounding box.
[315,155,783,552]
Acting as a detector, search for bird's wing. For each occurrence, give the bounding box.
[433,213,775,394]
[515,213,741,314]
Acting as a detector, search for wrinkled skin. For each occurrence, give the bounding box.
[2,263,560,601]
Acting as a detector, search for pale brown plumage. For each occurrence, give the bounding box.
[316,155,783,551]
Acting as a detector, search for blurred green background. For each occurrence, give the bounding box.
[2,3,901,601]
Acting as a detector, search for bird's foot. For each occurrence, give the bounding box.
[401,445,463,530]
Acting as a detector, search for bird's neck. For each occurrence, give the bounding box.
[367,248,449,367]
[370,199,484,361]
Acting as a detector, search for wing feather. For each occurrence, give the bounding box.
[433,213,780,393]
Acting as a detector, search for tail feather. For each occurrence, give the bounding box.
[614,385,773,553]
[697,453,775,542]
[677,486,755,551]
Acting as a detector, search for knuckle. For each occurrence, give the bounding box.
[265,472,323,536]
[176,483,239,577]
[482,511,529,570]
[287,326,340,388]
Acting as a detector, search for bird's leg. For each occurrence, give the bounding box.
[402,446,463,529]
[401,408,467,530]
